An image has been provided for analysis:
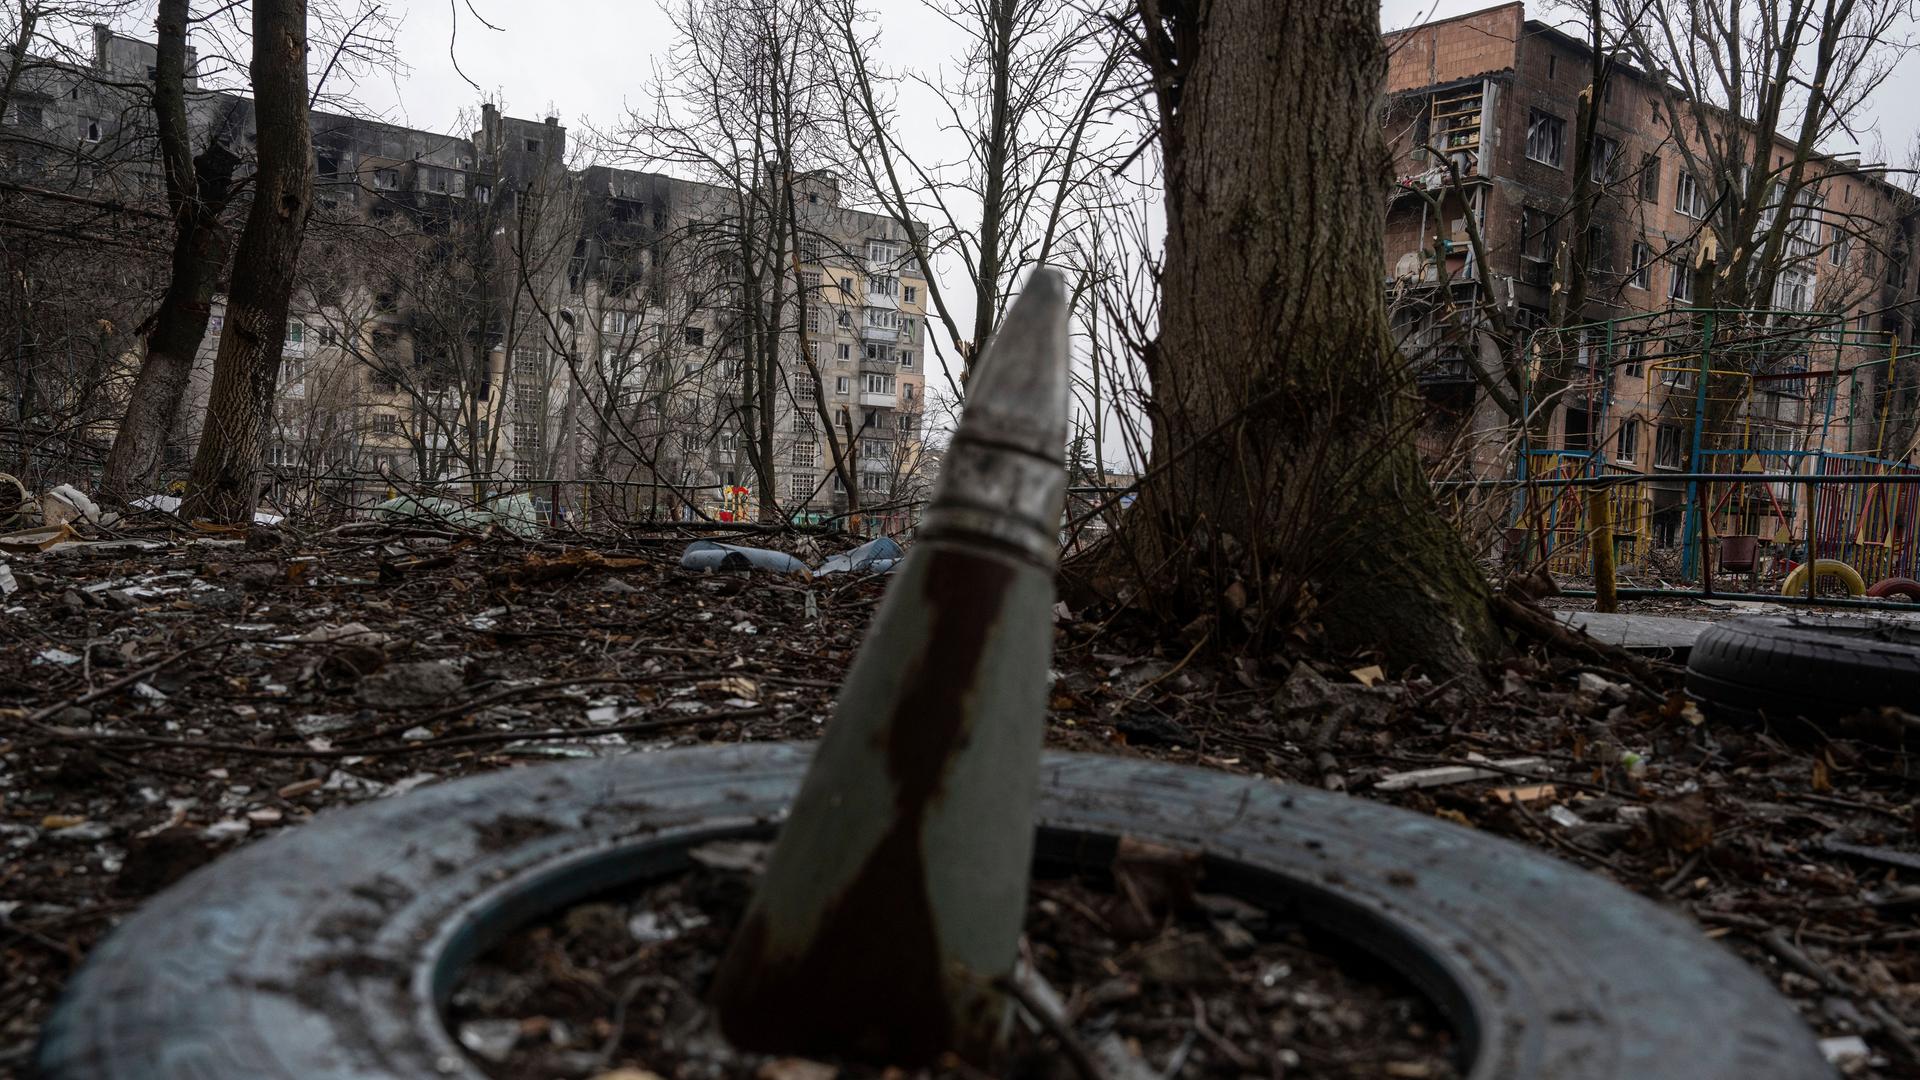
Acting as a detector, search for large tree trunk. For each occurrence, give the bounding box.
[101,0,241,498]
[1115,0,1498,673]
[180,0,313,523]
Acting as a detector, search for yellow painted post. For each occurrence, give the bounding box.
[1589,485,1617,613]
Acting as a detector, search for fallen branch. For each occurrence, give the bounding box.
[1489,595,1668,686]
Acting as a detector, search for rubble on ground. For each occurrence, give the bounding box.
[0,524,1913,1077]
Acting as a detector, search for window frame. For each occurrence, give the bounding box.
[1524,109,1566,168]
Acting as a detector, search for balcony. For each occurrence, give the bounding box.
[858,390,897,408]
[1413,350,1474,386]
[861,323,898,343]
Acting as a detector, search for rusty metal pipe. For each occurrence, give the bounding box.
[709,270,1070,1065]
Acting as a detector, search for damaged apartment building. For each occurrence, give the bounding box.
[1382,3,1920,553]
[0,27,930,525]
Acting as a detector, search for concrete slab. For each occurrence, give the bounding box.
[1557,611,1710,655]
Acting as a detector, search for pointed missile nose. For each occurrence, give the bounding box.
[921,269,1071,569]
[955,268,1070,463]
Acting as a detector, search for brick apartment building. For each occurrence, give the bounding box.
[0,28,930,526]
[1382,3,1920,570]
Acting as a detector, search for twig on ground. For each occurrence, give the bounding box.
[18,637,244,727]
[995,963,1113,1080]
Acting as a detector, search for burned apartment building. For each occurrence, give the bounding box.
[0,28,929,525]
[1382,3,1920,557]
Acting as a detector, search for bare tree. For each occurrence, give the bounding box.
[826,0,1124,390]
[613,0,861,522]
[99,0,240,496]
[1612,0,1917,310]
[180,0,314,521]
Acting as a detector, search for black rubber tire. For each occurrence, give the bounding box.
[1687,614,1920,719]
[38,744,1830,1080]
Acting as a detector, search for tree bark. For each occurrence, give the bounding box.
[180,0,313,523]
[101,0,241,498]
[1114,0,1499,674]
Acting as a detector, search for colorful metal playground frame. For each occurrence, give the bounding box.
[1500,308,1916,602]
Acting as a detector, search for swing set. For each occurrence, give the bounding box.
[1510,308,1913,597]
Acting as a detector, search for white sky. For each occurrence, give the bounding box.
[344,1,1919,177]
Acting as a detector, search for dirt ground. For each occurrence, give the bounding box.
[0,516,1914,1077]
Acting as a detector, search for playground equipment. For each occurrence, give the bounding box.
[1511,309,1913,592]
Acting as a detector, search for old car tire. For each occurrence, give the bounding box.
[1866,576,1920,602]
[1687,614,1920,719]
[38,743,1830,1080]
[1779,558,1866,597]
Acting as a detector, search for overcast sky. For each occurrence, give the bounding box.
[345,1,1919,170]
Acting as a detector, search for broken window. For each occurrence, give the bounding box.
[1655,423,1687,469]
[684,326,705,347]
[1629,241,1652,289]
[1519,208,1554,286]
[1638,154,1660,201]
[1524,109,1564,168]
[1774,268,1811,312]
[835,376,850,395]
[1668,256,1695,302]
[1675,172,1705,218]
[1564,407,1591,451]
[79,116,101,142]
[1620,336,1644,378]
[1590,136,1620,185]
[1617,418,1639,462]
[903,285,918,304]
[1586,226,1613,273]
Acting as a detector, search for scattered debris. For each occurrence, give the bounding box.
[678,540,811,576]
[371,493,540,537]
[1488,784,1557,804]
[814,536,903,576]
